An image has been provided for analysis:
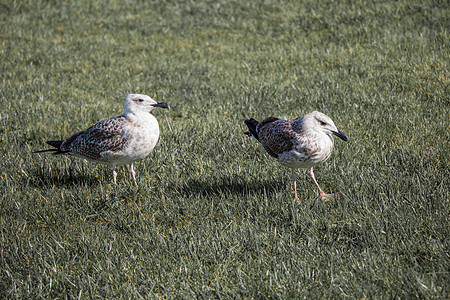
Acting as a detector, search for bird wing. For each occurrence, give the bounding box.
[257,118,296,158]
[244,118,260,140]
[289,117,307,135]
[61,116,130,160]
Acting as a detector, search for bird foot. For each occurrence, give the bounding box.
[320,192,340,202]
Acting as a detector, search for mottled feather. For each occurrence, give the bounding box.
[244,111,348,201]
[61,116,130,162]
[35,94,170,186]
[256,117,294,159]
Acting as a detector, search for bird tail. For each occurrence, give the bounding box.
[244,118,260,141]
[33,141,67,154]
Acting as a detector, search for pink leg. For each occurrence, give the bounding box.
[292,169,300,202]
[112,165,117,184]
[308,167,333,201]
[130,164,138,187]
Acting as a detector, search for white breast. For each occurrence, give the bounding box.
[114,113,160,166]
[278,134,334,169]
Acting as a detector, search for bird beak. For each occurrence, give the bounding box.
[332,130,348,142]
[152,102,170,109]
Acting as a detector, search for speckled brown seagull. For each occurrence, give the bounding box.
[244,111,348,201]
[35,94,169,187]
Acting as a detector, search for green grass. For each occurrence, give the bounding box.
[1,0,448,298]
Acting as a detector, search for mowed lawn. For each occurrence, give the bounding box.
[1,0,448,298]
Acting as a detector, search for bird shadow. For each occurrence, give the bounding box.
[176,174,287,199]
[25,165,105,189]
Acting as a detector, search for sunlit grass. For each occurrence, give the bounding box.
[1,0,448,298]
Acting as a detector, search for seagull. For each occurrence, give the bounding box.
[35,94,169,187]
[244,111,348,201]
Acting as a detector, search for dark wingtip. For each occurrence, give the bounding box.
[244,118,260,141]
[34,140,68,154]
[244,118,257,124]
[33,148,59,154]
[46,140,63,149]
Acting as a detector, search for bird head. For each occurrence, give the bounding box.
[124,94,169,115]
[308,111,348,142]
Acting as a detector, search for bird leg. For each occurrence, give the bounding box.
[112,165,117,184]
[130,163,138,187]
[308,167,334,201]
[292,169,300,202]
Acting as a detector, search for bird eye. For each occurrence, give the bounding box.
[319,121,326,126]
[138,99,144,102]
